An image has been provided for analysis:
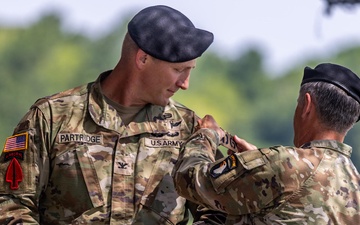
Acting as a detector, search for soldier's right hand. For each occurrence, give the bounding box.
[232,135,258,153]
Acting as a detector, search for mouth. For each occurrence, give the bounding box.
[167,89,176,96]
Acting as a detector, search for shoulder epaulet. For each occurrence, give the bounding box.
[30,96,51,109]
[30,83,89,110]
[171,99,202,122]
[169,98,192,111]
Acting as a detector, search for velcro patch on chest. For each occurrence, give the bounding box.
[114,155,134,175]
[144,138,184,148]
[210,154,237,178]
[58,133,103,144]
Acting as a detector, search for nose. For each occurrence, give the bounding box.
[176,74,190,90]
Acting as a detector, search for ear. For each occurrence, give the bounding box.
[301,93,313,118]
[135,49,148,69]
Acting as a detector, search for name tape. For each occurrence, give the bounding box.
[59,133,103,144]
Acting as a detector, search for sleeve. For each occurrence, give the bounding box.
[0,104,51,224]
[188,148,227,225]
[173,128,282,216]
[176,111,227,223]
[178,129,227,225]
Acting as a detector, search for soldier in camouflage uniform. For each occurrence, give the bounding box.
[0,5,226,225]
[173,63,360,224]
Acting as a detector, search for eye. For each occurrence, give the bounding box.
[174,65,195,73]
[175,68,185,73]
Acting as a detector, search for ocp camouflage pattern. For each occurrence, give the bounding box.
[0,72,224,224]
[173,128,360,224]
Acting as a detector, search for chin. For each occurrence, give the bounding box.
[155,99,169,107]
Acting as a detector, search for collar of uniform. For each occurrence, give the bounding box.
[301,140,352,157]
[87,72,186,137]
[88,71,124,132]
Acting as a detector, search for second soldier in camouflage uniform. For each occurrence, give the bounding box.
[0,5,226,225]
[173,63,360,224]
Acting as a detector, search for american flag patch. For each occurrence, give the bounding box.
[3,132,28,152]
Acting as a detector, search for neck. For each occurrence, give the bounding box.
[311,129,345,143]
[101,63,145,107]
[296,125,345,147]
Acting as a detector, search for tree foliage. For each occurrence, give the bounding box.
[324,0,360,14]
[1,12,360,169]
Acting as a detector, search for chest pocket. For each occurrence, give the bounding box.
[135,138,186,223]
[75,145,105,208]
[50,144,105,209]
[137,138,180,205]
[209,150,267,194]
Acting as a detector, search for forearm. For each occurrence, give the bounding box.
[173,128,224,209]
[174,128,273,215]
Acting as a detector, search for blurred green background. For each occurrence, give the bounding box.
[1,9,360,172]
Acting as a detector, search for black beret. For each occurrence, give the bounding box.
[128,5,214,62]
[301,63,360,105]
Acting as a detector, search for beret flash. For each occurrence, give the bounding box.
[128,5,214,62]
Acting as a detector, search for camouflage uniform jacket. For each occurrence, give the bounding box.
[173,129,360,225]
[0,72,225,225]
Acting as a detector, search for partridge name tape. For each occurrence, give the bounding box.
[59,133,103,144]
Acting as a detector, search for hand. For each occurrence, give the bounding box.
[232,135,257,152]
[197,115,225,139]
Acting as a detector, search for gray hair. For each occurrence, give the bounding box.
[299,82,360,134]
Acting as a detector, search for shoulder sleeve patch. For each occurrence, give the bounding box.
[210,154,237,178]
[209,150,268,194]
[3,132,28,152]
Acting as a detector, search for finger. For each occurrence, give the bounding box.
[234,135,257,151]
[233,135,245,151]
[195,118,203,130]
